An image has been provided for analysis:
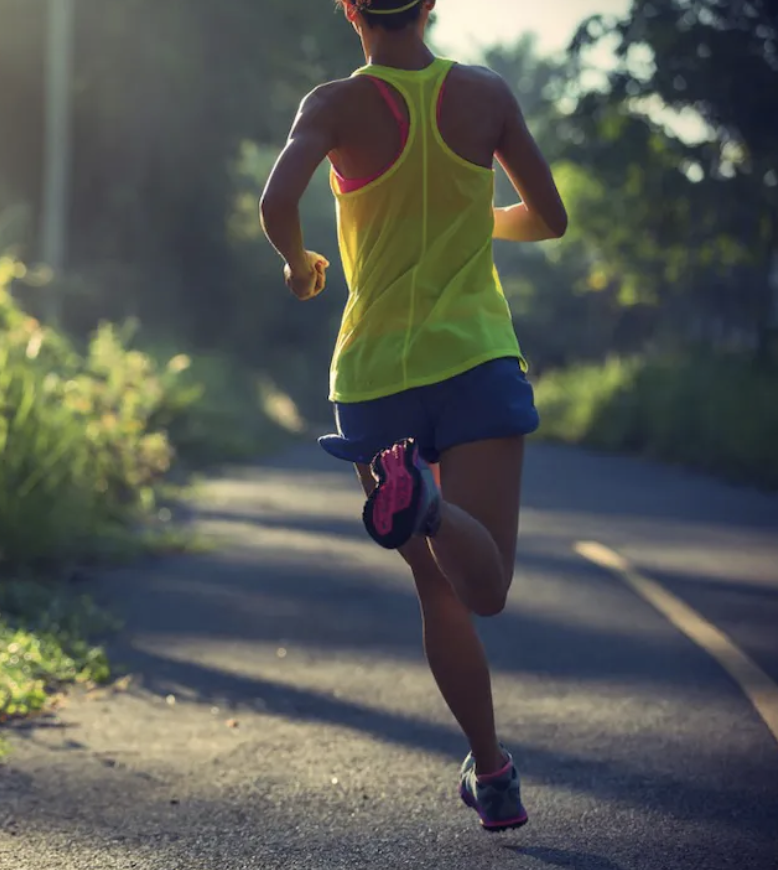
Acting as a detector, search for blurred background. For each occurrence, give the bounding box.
[0,0,776,575]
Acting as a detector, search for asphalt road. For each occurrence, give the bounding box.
[2,441,777,870]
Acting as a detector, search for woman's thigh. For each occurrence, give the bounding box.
[439,437,526,586]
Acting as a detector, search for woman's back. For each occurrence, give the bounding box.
[329,61,508,184]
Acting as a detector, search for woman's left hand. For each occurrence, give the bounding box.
[285,251,330,301]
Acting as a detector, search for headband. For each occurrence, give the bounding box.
[362,0,423,14]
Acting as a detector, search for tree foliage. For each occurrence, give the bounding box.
[0,0,775,397]
[0,0,360,360]
[570,0,778,358]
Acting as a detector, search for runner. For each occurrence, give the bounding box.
[260,0,567,832]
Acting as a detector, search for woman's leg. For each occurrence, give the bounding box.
[356,462,507,776]
[430,437,525,617]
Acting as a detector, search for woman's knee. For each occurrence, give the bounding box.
[403,538,511,618]
[473,589,509,618]
[469,557,513,618]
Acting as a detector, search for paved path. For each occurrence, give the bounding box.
[2,442,778,870]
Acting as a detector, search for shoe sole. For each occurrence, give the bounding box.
[363,440,422,550]
[459,784,530,833]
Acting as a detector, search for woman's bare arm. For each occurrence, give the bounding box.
[493,81,568,242]
[260,85,338,293]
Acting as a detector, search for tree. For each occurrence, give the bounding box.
[0,0,361,349]
[572,0,778,361]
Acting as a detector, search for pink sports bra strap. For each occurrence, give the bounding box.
[437,78,447,122]
[366,76,410,139]
[332,71,450,195]
[367,74,448,129]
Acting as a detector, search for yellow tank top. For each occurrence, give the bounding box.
[329,57,527,404]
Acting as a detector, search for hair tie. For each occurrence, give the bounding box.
[361,0,423,14]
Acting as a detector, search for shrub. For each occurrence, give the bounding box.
[0,258,199,568]
[1,255,299,731]
[534,352,778,489]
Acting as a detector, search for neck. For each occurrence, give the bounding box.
[361,30,435,70]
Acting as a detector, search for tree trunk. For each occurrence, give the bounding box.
[755,202,778,368]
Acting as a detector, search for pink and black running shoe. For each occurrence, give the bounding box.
[363,438,442,550]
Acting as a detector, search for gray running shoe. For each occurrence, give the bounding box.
[459,750,529,832]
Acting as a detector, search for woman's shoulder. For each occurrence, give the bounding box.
[442,62,512,116]
[298,75,378,123]
[446,62,509,92]
[306,74,380,105]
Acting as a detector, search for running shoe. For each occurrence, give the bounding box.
[460,749,529,833]
[363,438,441,550]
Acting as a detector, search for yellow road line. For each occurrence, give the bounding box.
[575,540,778,747]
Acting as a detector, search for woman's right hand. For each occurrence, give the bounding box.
[284,251,330,301]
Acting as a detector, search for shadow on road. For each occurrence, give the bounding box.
[507,845,626,869]
[520,444,778,531]
[111,643,774,840]
[105,536,727,694]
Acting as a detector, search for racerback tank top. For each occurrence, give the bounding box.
[329,57,527,404]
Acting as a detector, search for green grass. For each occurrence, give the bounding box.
[534,352,778,489]
[0,579,116,730]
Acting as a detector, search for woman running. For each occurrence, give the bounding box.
[260,0,567,833]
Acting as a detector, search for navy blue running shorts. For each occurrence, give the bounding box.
[318,357,540,466]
